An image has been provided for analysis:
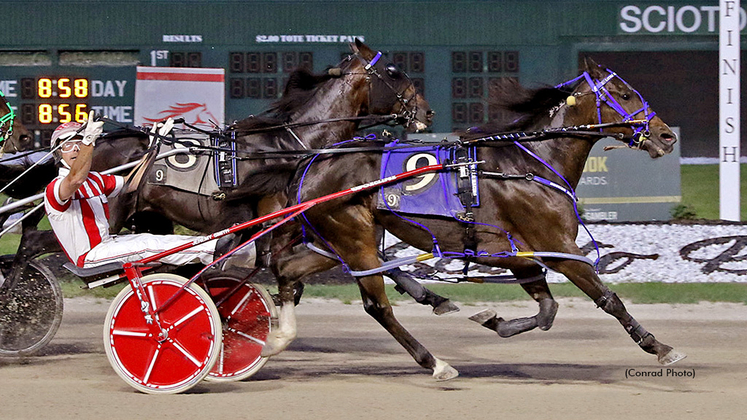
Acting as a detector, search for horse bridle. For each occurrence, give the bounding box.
[0,90,16,146]
[353,50,421,129]
[557,69,656,149]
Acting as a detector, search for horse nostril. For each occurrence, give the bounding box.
[426,110,435,117]
[661,133,676,143]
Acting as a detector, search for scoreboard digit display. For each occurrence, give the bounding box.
[20,77,90,125]
[0,51,135,147]
[228,51,314,100]
[450,50,519,131]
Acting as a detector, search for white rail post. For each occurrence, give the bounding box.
[719,0,741,221]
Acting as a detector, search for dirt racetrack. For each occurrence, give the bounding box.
[1,296,746,420]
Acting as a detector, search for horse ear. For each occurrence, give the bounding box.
[351,38,375,61]
[583,56,605,78]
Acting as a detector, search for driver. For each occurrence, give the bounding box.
[44,112,232,268]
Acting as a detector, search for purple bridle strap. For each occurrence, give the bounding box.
[364,51,382,70]
[557,70,655,146]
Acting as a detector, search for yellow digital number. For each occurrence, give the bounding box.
[58,104,72,123]
[38,78,52,98]
[58,78,71,98]
[75,104,88,122]
[74,79,88,98]
[38,104,53,123]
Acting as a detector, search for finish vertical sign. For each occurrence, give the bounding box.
[720,0,741,221]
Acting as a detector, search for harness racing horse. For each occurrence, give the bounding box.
[0,92,48,199]
[107,40,431,240]
[260,58,684,379]
[0,91,34,155]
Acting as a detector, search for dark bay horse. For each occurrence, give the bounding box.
[110,39,432,238]
[0,92,56,229]
[0,91,48,199]
[259,58,683,379]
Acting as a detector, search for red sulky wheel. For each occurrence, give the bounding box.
[198,269,276,382]
[103,274,222,394]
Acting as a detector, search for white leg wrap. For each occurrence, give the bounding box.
[261,303,297,356]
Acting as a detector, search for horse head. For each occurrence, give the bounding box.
[349,39,433,132]
[0,91,33,153]
[566,57,677,158]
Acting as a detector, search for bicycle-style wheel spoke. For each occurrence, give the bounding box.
[226,326,265,346]
[142,346,162,384]
[203,277,276,382]
[229,289,254,317]
[169,306,204,331]
[111,329,149,338]
[168,337,202,366]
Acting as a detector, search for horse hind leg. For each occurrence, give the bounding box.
[262,245,338,357]
[357,272,458,380]
[469,267,558,337]
[384,267,460,315]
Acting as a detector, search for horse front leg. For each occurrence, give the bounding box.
[469,265,558,337]
[549,259,686,365]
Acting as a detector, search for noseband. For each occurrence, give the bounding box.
[355,51,420,128]
[558,70,656,149]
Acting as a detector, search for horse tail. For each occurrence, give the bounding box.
[225,161,299,203]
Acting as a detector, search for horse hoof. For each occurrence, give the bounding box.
[658,349,687,365]
[261,332,294,356]
[468,309,497,325]
[433,300,460,316]
[432,358,459,381]
[260,342,281,357]
[537,298,559,331]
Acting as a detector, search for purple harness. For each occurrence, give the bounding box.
[555,69,656,148]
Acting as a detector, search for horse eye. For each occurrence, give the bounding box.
[385,64,401,78]
[621,93,631,100]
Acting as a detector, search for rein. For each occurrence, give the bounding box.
[228,114,400,136]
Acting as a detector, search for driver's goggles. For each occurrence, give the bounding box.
[60,140,83,152]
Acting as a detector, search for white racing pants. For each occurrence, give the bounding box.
[82,233,217,268]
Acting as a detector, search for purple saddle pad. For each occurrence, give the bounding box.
[376,143,478,218]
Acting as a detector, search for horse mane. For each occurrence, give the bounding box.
[232,68,336,132]
[464,78,573,137]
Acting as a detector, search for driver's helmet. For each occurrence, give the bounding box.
[50,121,83,163]
[50,121,83,150]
